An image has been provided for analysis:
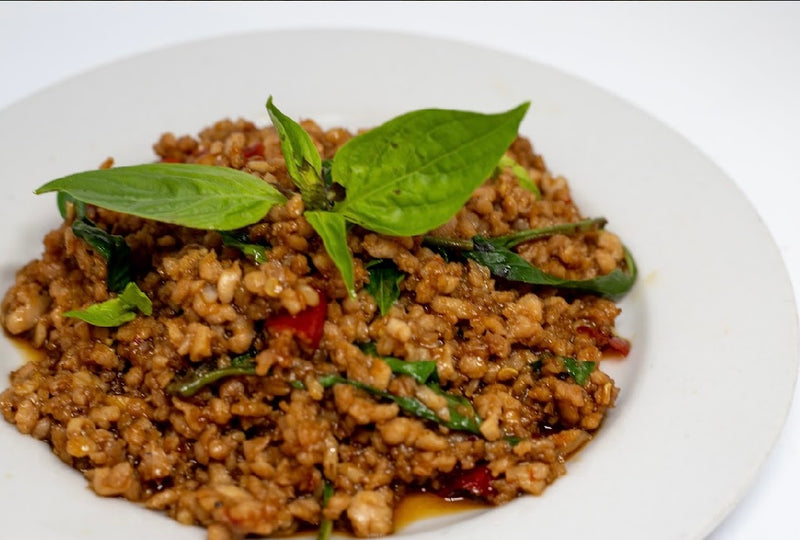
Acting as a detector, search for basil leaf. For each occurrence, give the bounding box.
[321,351,481,435]
[381,357,438,384]
[266,97,326,209]
[431,383,483,434]
[304,210,355,298]
[166,350,258,398]
[487,217,608,250]
[71,218,132,292]
[36,163,287,231]
[63,282,151,327]
[360,342,437,385]
[319,374,479,433]
[57,191,86,220]
[118,279,152,316]
[496,154,541,199]
[219,229,268,264]
[365,259,404,316]
[466,237,636,297]
[562,357,596,385]
[332,103,529,236]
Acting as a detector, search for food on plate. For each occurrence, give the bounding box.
[0,98,635,539]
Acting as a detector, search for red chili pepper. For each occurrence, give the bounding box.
[242,142,265,159]
[606,335,631,357]
[437,464,496,500]
[266,295,327,349]
[576,325,631,358]
[159,157,182,163]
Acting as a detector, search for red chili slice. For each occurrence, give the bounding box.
[576,324,631,358]
[437,464,496,500]
[242,142,265,159]
[266,295,328,349]
[606,335,631,356]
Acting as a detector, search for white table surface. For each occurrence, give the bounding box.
[1,2,797,538]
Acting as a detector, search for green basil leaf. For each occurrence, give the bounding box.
[319,374,457,430]
[57,191,86,219]
[63,299,137,327]
[332,103,529,236]
[466,237,636,297]
[319,369,481,435]
[266,97,326,209]
[382,358,437,385]
[71,218,132,292]
[304,210,355,298]
[119,281,152,316]
[562,357,596,385]
[365,259,404,316]
[360,342,437,385]
[219,229,269,264]
[166,350,258,398]
[496,154,541,198]
[358,342,480,432]
[487,217,608,250]
[430,382,483,434]
[36,163,287,231]
[63,282,151,327]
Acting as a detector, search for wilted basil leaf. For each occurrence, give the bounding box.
[219,229,268,264]
[71,217,132,292]
[365,259,404,316]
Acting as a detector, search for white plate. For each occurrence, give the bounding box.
[0,30,796,540]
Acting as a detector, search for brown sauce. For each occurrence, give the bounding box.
[393,493,487,531]
[9,336,43,363]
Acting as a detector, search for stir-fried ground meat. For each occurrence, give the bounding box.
[0,117,626,539]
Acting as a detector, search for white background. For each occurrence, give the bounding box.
[0,2,798,538]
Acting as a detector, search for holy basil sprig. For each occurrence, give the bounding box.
[35,98,529,297]
[423,218,636,298]
[266,98,529,297]
[63,281,152,327]
[364,260,404,316]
